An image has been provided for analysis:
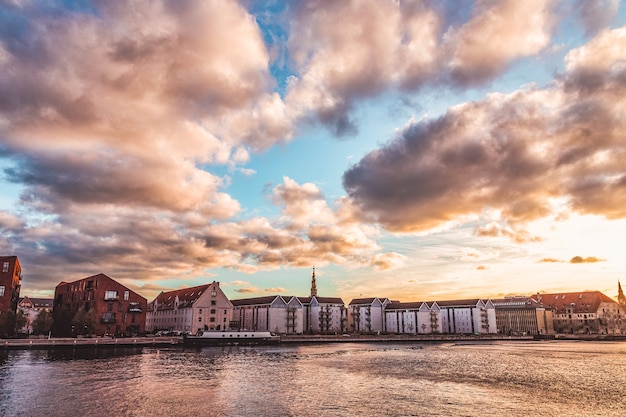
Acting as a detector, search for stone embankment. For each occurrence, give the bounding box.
[1,336,182,350]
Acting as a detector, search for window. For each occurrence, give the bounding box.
[2,262,8,273]
[124,291,129,301]
[210,317,216,322]
[198,317,202,322]
[211,300,216,306]
[210,309,216,314]
[0,286,4,296]
[211,290,217,297]
[104,290,118,300]
[199,309,202,314]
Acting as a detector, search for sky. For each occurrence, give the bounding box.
[1,0,625,304]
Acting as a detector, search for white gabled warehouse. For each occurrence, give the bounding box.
[232,295,304,334]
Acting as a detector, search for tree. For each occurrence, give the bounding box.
[32,310,53,335]
[0,311,17,337]
[72,307,98,336]
[15,310,28,333]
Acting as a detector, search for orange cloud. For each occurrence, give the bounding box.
[570,256,605,264]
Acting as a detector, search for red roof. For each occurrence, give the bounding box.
[153,284,212,310]
[532,291,616,313]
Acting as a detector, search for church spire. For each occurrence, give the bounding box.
[618,280,625,306]
[310,267,318,297]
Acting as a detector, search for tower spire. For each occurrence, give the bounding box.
[618,280,625,306]
[310,267,317,297]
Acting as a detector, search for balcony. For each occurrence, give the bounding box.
[128,303,143,313]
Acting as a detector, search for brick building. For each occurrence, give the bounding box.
[0,256,22,315]
[53,273,147,337]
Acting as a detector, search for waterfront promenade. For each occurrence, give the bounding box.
[0,336,182,350]
[1,333,535,350]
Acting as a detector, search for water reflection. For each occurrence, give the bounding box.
[0,341,625,417]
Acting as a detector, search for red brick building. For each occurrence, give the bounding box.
[53,273,147,337]
[0,256,22,315]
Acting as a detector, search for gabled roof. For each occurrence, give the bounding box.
[434,299,483,308]
[153,283,212,310]
[315,296,344,304]
[19,297,53,308]
[532,291,616,313]
[231,295,281,307]
[385,301,423,311]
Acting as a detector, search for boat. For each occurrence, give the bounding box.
[182,330,280,346]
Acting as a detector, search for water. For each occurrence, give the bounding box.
[0,341,624,417]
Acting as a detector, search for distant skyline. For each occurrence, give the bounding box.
[1,0,625,303]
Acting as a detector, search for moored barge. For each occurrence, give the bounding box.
[182,330,280,346]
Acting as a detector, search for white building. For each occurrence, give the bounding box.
[347,297,390,333]
[437,299,497,334]
[17,296,53,334]
[231,295,304,334]
[146,281,233,334]
[299,296,346,334]
[385,302,443,334]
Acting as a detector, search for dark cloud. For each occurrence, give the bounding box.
[344,27,626,235]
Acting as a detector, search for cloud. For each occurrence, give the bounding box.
[476,265,487,270]
[575,0,620,37]
[343,26,626,236]
[285,0,556,134]
[538,257,563,263]
[570,256,605,263]
[447,0,555,85]
[0,0,292,218]
[370,252,408,271]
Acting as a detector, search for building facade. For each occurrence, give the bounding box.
[0,256,22,316]
[492,296,554,336]
[232,296,304,334]
[533,291,625,335]
[53,273,147,337]
[385,302,445,334]
[147,282,232,334]
[437,299,497,334]
[385,299,497,335]
[299,296,346,334]
[18,296,53,334]
[347,297,390,333]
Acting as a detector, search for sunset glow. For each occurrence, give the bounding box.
[0,0,624,303]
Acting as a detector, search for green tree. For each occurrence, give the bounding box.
[32,310,53,335]
[0,311,17,337]
[15,310,28,333]
[72,307,98,335]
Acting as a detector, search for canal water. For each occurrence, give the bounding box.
[0,340,624,417]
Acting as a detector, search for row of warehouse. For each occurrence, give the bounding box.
[3,255,626,337]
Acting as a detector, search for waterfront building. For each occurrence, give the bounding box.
[298,296,346,334]
[533,291,626,335]
[17,296,53,334]
[147,281,232,334]
[53,273,147,337]
[385,299,497,335]
[384,302,444,334]
[437,299,497,334]
[231,295,304,334]
[297,268,346,334]
[491,296,554,336]
[0,256,22,316]
[347,297,390,333]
